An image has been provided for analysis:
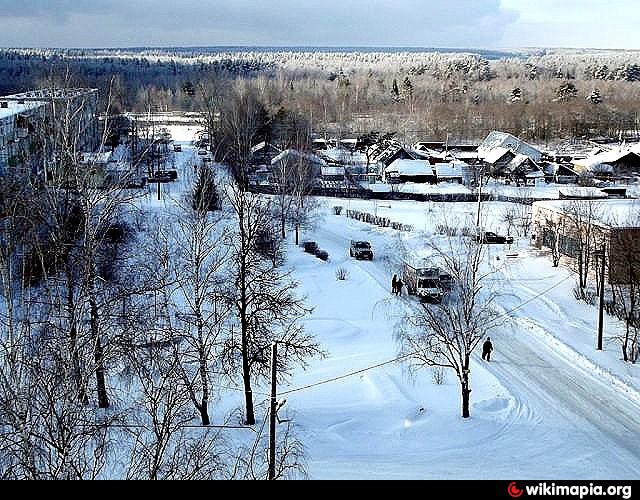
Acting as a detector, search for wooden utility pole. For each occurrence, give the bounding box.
[268,341,278,480]
[597,244,606,351]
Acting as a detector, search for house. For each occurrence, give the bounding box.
[434,161,471,185]
[478,131,542,162]
[506,154,544,185]
[270,149,326,181]
[532,199,640,284]
[250,141,281,166]
[321,166,346,182]
[573,149,640,177]
[368,141,417,170]
[384,159,435,184]
[542,162,579,184]
[483,147,516,173]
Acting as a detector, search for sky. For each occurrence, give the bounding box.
[0,0,637,50]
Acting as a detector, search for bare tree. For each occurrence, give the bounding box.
[165,197,230,426]
[398,235,503,418]
[224,185,320,425]
[563,200,605,291]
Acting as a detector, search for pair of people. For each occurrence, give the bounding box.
[392,275,403,296]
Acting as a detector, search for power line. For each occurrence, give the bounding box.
[281,273,574,396]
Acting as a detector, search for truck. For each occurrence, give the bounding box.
[402,264,444,303]
[350,240,374,260]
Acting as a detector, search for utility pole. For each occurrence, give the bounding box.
[476,166,483,229]
[597,244,606,351]
[268,341,278,480]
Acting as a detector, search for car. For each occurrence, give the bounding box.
[315,249,329,261]
[475,231,514,245]
[350,240,374,260]
[173,144,182,152]
[439,272,454,291]
[198,149,209,156]
[304,241,319,254]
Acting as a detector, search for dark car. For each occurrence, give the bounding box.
[304,241,319,254]
[475,232,514,245]
[315,249,329,261]
[350,240,374,260]
[173,144,182,152]
[439,272,454,291]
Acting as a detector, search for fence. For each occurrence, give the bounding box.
[346,209,414,232]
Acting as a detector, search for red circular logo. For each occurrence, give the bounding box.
[508,482,524,498]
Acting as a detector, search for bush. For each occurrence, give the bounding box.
[436,224,458,237]
[335,267,350,281]
[334,206,344,216]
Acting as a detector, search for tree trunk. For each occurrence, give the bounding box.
[90,294,109,409]
[66,266,88,405]
[461,354,471,419]
[199,404,210,427]
[295,224,300,246]
[240,239,256,425]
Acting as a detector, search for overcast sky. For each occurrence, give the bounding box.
[0,0,637,50]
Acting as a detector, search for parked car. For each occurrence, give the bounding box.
[439,272,454,291]
[198,149,209,156]
[475,231,514,245]
[315,249,329,261]
[304,241,319,254]
[173,144,182,152]
[350,240,374,260]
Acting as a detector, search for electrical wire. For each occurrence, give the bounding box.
[280,273,574,396]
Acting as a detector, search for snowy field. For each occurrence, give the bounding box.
[154,127,640,479]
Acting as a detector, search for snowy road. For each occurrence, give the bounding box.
[284,201,640,479]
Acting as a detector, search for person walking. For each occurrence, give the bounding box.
[392,275,398,295]
[482,337,494,362]
[396,277,403,296]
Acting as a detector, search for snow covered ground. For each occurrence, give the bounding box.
[156,127,640,479]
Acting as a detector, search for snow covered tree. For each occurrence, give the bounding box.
[587,88,603,105]
[510,87,523,103]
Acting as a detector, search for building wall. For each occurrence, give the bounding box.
[533,204,640,285]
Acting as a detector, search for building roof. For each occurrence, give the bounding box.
[386,159,433,177]
[478,131,542,162]
[271,149,326,166]
[558,187,609,199]
[573,149,640,171]
[483,147,513,165]
[0,99,46,120]
[434,161,468,178]
[321,166,346,176]
[2,88,98,102]
[533,199,640,229]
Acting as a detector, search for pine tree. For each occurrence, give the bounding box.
[391,78,400,101]
[401,76,414,100]
[192,167,220,213]
[587,88,603,105]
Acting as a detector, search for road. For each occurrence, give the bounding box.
[290,210,640,479]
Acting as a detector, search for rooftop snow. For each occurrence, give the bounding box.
[386,159,433,176]
[0,99,46,120]
[271,149,327,166]
[434,161,467,178]
[478,131,542,162]
[483,147,513,164]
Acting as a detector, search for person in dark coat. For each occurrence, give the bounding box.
[482,337,493,361]
[392,275,398,295]
[396,277,403,296]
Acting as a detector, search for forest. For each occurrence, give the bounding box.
[2,47,640,144]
